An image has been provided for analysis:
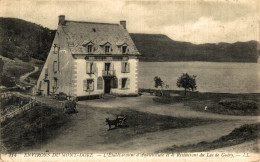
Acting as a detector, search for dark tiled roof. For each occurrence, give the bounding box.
[62,20,140,55]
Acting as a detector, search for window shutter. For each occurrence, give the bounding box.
[126,78,130,88]
[97,77,103,90]
[113,77,118,88]
[91,80,94,91]
[126,63,130,73]
[86,62,90,74]
[121,62,124,73]
[83,80,87,91]
[94,63,98,76]
[110,63,114,70]
[45,68,48,75]
[119,78,122,88]
[53,61,58,73]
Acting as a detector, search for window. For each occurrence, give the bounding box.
[105,63,111,71]
[53,61,58,73]
[53,45,59,54]
[86,62,94,74]
[105,46,110,53]
[86,79,94,91]
[122,78,128,89]
[54,78,58,87]
[83,79,94,91]
[38,81,42,90]
[122,46,127,54]
[121,62,130,73]
[88,45,93,53]
[45,68,48,79]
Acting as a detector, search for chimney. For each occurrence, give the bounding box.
[58,15,65,25]
[120,20,126,29]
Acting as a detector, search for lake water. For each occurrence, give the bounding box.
[138,60,260,94]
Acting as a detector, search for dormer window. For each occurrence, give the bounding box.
[88,45,93,53]
[105,46,110,53]
[82,41,94,53]
[122,46,127,54]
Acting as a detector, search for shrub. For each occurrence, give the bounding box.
[0,74,16,87]
[219,100,258,111]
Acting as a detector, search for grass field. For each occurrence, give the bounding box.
[141,89,260,116]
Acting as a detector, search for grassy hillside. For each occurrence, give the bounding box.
[0,56,34,87]
[0,17,258,63]
[130,34,259,62]
[1,103,70,152]
[0,17,55,61]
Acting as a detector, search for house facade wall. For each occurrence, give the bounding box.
[74,55,138,97]
[36,26,76,96]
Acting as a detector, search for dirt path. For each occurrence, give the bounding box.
[30,95,259,153]
[79,95,260,121]
[19,66,39,85]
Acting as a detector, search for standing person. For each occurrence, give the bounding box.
[62,97,70,113]
[72,96,77,113]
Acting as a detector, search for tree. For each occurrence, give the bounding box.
[154,76,169,96]
[177,73,197,97]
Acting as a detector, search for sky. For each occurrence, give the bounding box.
[0,0,259,44]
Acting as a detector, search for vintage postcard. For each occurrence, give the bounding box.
[0,0,259,161]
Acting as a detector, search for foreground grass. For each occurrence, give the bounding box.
[1,104,71,153]
[158,123,260,153]
[141,89,260,116]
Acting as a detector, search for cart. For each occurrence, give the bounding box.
[116,115,128,127]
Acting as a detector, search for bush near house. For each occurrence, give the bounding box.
[1,104,71,153]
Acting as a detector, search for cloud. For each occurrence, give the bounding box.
[163,14,259,44]
[124,0,257,26]
[0,0,259,43]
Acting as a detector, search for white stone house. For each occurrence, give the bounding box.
[36,15,140,98]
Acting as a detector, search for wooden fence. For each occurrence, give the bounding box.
[0,92,13,100]
[0,92,37,122]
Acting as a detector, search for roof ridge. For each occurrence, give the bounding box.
[66,20,119,25]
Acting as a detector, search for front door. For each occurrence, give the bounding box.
[104,78,111,93]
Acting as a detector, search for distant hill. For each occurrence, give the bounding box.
[0,18,259,63]
[130,34,259,62]
[0,18,55,61]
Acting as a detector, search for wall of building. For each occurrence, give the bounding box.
[111,56,138,95]
[74,55,139,97]
[36,25,76,96]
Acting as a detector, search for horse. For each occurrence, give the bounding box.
[105,118,118,130]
